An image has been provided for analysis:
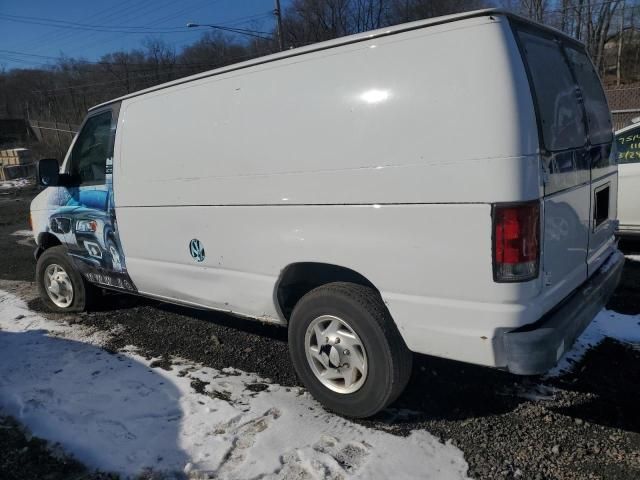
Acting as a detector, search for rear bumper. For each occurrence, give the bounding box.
[502,249,625,375]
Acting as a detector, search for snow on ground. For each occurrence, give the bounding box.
[0,286,470,480]
[0,178,31,189]
[546,308,640,378]
[542,254,640,378]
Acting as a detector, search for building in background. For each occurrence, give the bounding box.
[0,148,35,181]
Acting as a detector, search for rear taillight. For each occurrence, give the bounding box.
[493,201,540,282]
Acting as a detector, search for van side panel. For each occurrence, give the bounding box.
[115,17,539,207]
[114,17,542,367]
[116,204,497,313]
[116,203,541,366]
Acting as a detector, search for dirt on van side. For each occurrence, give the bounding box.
[1,183,639,480]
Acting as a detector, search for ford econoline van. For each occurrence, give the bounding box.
[30,9,623,417]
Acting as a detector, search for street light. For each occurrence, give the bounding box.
[186,23,273,41]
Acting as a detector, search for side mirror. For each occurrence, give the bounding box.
[37,158,60,187]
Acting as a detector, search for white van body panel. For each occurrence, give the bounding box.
[112,15,544,368]
[541,187,589,303]
[115,16,540,207]
[29,10,621,374]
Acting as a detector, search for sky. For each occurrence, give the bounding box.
[0,0,290,71]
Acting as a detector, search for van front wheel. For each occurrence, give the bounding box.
[288,282,412,418]
[36,246,96,313]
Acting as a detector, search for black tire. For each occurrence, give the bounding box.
[36,246,97,313]
[289,282,413,418]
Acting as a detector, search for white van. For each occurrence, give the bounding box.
[614,122,640,237]
[30,9,623,417]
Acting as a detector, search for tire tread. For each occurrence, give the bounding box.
[290,281,412,417]
[36,246,96,313]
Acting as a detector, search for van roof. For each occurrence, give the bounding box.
[90,8,582,112]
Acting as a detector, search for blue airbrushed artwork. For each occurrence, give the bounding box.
[45,174,136,292]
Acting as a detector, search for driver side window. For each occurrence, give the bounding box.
[68,111,113,185]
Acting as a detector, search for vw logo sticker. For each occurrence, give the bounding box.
[189,239,205,262]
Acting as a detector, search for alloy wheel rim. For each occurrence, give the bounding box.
[44,263,74,308]
[304,315,368,394]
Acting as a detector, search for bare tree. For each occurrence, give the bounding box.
[142,38,177,84]
[592,1,622,73]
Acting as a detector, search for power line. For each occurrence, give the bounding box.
[0,48,258,69]
[141,0,216,28]
[0,1,203,71]
[55,0,193,58]
[19,0,143,52]
[187,23,273,40]
[218,12,274,27]
[0,50,68,60]
[0,55,51,67]
[0,14,195,34]
[0,12,190,30]
[20,2,273,66]
[0,2,271,34]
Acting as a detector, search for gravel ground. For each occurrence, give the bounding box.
[1,184,639,480]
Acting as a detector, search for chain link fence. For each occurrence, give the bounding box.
[605,84,640,131]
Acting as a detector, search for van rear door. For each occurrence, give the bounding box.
[514,24,615,298]
[563,46,617,275]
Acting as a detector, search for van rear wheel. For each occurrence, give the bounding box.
[289,282,412,418]
[36,246,97,313]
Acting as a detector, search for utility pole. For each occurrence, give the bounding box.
[274,0,284,51]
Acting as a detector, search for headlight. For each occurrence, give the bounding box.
[76,220,98,233]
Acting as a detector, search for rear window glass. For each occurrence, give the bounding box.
[565,47,613,145]
[615,125,640,164]
[517,31,586,151]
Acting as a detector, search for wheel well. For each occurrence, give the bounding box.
[275,262,378,321]
[37,232,62,253]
